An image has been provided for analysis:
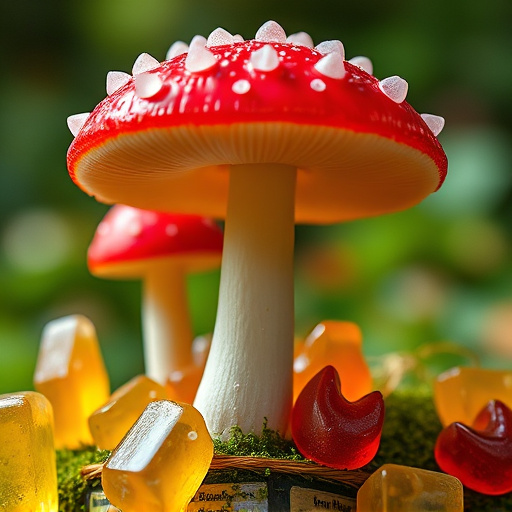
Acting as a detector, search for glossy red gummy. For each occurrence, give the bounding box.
[435,400,512,495]
[291,365,384,470]
[88,205,223,273]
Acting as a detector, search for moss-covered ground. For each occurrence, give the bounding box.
[57,391,512,511]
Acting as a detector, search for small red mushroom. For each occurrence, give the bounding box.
[87,204,223,384]
[67,21,447,437]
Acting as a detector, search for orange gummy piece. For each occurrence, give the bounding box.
[434,366,512,427]
[166,365,204,404]
[165,334,211,404]
[357,464,463,511]
[34,315,110,448]
[293,321,372,403]
[0,391,58,512]
[102,400,213,512]
[89,375,168,450]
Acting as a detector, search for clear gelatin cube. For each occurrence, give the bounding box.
[89,374,168,450]
[102,400,213,512]
[34,314,110,448]
[357,463,463,512]
[0,391,58,511]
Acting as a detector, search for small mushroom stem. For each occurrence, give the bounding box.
[194,163,296,437]
[142,265,194,384]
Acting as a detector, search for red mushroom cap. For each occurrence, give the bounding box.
[88,205,223,278]
[68,27,447,223]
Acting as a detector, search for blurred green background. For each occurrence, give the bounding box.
[1,0,511,394]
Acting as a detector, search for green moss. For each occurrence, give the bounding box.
[56,446,110,512]
[368,389,441,472]
[213,419,304,460]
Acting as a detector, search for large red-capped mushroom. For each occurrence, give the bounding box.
[88,204,223,384]
[67,21,447,437]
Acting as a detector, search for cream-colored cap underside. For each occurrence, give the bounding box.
[91,254,222,278]
[75,122,440,224]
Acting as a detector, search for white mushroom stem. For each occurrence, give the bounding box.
[142,264,194,384]
[194,163,296,438]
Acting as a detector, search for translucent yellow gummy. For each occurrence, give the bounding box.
[357,464,463,512]
[434,366,512,426]
[34,314,110,448]
[102,400,213,512]
[0,391,58,512]
[89,375,168,450]
[293,321,372,403]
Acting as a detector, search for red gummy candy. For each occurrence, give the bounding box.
[291,365,384,470]
[435,399,512,495]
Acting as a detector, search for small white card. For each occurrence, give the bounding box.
[290,486,356,512]
[188,482,269,512]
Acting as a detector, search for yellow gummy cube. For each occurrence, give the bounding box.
[89,374,168,450]
[357,464,463,512]
[102,400,213,512]
[34,314,110,448]
[0,391,58,512]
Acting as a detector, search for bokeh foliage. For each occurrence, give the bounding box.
[1,0,512,394]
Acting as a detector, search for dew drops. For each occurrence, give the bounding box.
[134,73,163,99]
[132,53,160,75]
[166,41,189,60]
[232,79,251,95]
[185,37,217,73]
[148,390,158,399]
[286,31,314,48]
[67,113,90,137]
[233,34,244,42]
[310,78,326,91]
[314,52,346,79]
[348,56,373,75]
[421,113,445,136]
[255,20,286,43]
[250,44,280,72]
[207,27,234,47]
[188,430,198,441]
[379,76,408,103]
[106,71,131,96]
[315,40,345,59]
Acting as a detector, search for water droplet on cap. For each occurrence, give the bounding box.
[134,73,163,99]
